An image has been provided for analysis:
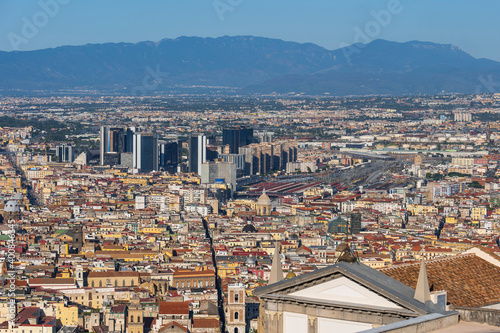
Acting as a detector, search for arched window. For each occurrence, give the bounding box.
[91,281,94,287]
[234,311,239,320]
[99,280,102,287]
[234,329,238,333]
[235,293,239,302]
[130,316,134,323]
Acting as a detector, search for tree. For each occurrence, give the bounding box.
[469,181,484,189]
[432,173,444,181]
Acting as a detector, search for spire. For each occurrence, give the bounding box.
[269,242,284,284]
[414,258,431,303]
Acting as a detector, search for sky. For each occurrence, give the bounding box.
[0,0,499,61]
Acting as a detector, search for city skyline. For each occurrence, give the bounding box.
[2,2,500,332]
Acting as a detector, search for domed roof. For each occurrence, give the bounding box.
[245,255,256,266]
[285,271,296,279]
[4,200,20,213]
[242,224,257,233]
[257,189,271,206]
[86,208,96,218]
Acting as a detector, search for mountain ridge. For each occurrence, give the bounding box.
[1,36,499,96]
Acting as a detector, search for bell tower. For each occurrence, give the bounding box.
[75,264,84,288]
[127,297,144,333]
[226,283,246,333]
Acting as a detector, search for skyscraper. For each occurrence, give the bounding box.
[56,144,74,163]
[223,126,254,154]
[200,160,237,191]
[133,132,158,173]
[189,134,207,175]
[100,126,125,165]
[159,140,181,172]
[124,127,136,153]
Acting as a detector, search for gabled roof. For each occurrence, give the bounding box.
[255,262,444,317]
[159,322,188,332]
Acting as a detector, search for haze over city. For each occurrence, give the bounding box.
[2,2,500,333]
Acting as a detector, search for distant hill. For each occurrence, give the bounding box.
[1,36,499,96]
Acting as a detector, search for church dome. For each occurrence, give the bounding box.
[285,271,296,279]
[4,200,20,213]
[86,208,96,218]
[242,224,257,233]
[257,190,271,206]
[245,255,256,266]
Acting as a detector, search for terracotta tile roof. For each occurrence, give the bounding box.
[159,301,189,315]
[192,318,219,328]
[14,307,39,324]
[380,254,500,307]
[88,271,139,278]
[28,278,75,285]
[160,321,187,332]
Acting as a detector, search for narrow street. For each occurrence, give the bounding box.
[203,218,227,333]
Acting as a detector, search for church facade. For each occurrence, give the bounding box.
[254,262,457,333]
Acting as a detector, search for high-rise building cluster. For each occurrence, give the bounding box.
[99,126,298,190]
[239,141,298,176]
[56,144,75,163]
[454,111,472,122]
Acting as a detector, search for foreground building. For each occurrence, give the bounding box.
[254,260,456,333]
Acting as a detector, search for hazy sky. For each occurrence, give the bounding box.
[1,0,499,61]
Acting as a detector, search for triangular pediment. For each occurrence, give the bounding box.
[254,263,432,316]
[288,276,403,309]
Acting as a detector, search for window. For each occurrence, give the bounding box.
[235,293,239,302]
[99,281,102,287]
[235,312,239,320]
[115,280,118,287]
[130,316,134,323]
[123,280,126,286]
[92,281,95,287]
[131,280,134,286]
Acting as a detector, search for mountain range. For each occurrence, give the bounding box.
[1,36,499,96]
